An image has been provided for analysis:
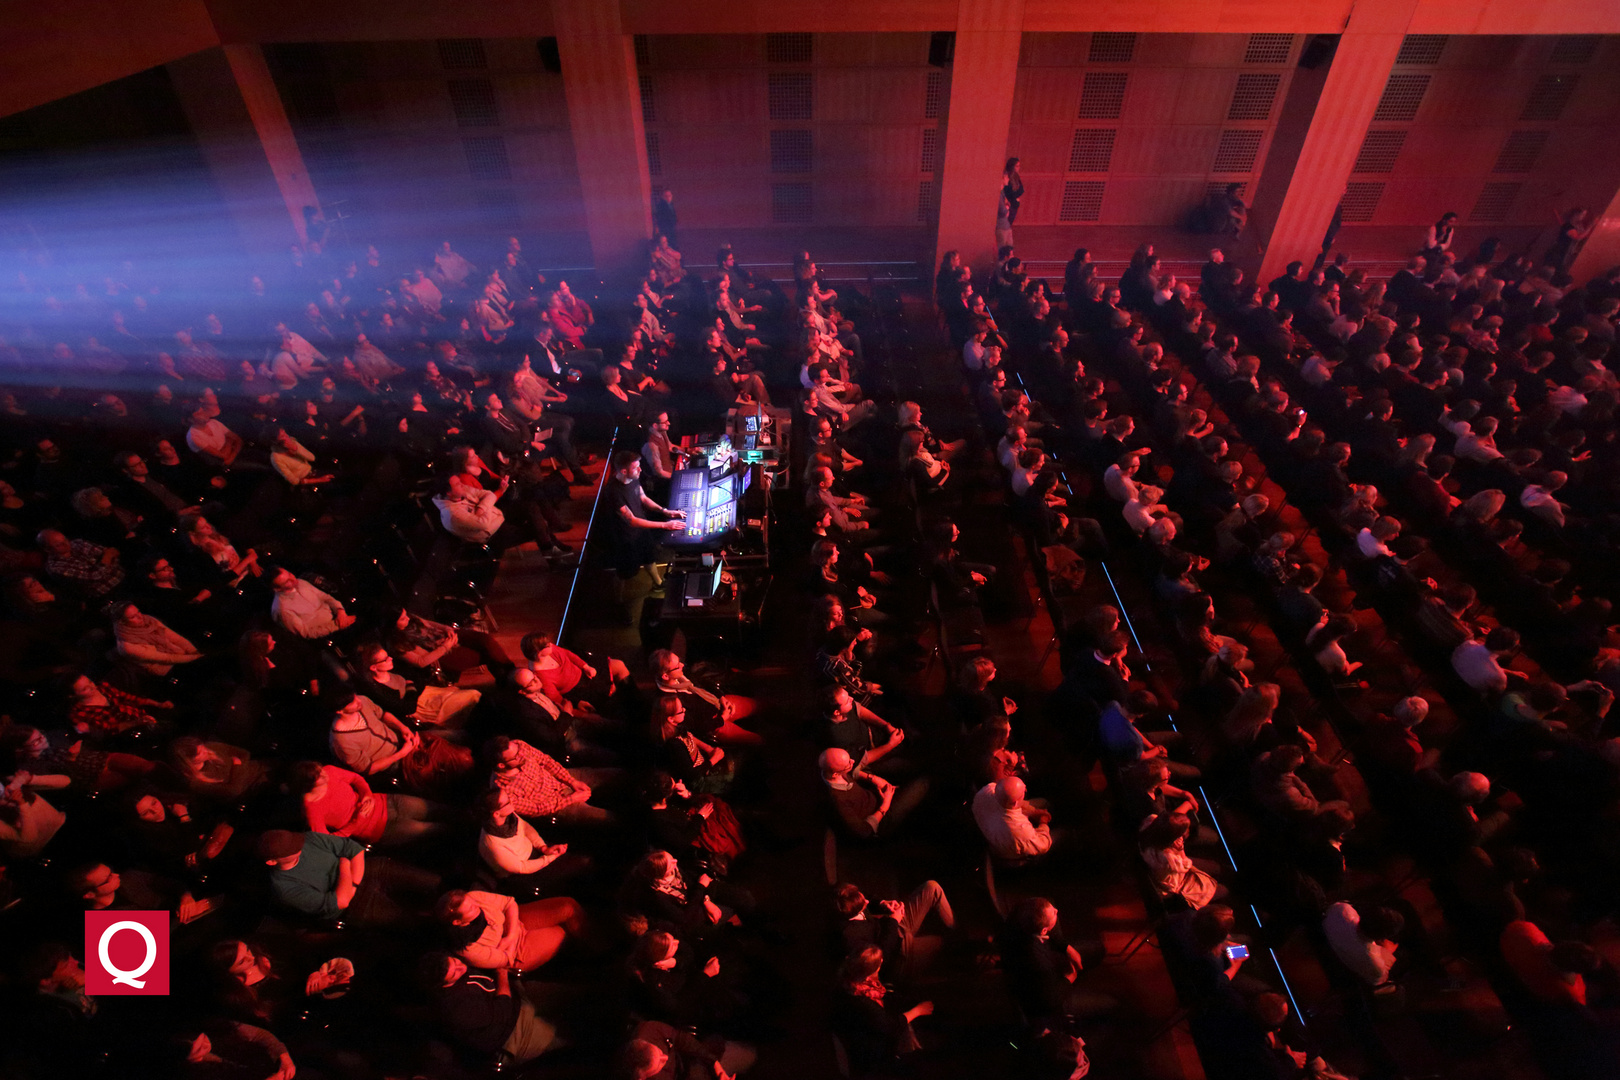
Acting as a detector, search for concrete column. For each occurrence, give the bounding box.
[1570,185,1620,283]
[933,0,1025,278]
[167,45,318,259]
[552,0,653,280]
[1256,0,1418,284]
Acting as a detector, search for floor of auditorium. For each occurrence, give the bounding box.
[475,287,1556,1080]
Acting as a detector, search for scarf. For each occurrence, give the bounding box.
[394,614,450,651]
[847,975,886,1005]
[676,731,705,768]
[652,868,688,904]
[662,676,722,711]
[484,814,522,840]
[115,615,196,658]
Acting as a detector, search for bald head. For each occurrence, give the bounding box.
[820,747,854,780]
[1452,771,1491,805]
[997,776,1027,808]
[1394,696,1429,727]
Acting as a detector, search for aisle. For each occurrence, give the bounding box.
[475,286,1205,1078]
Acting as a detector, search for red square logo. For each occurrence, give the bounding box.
[84,910,170,995]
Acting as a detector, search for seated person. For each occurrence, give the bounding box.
[258,828,437,929]
[832,879,955,974]
[419,951,561,1065]
[1322,901,1402,990]
[643,771,747,877]
[167,736,270,809]
[619,1018,757,1080]
[288,760,454,849]
[68,860,216,925]
[268,567,355,639]
[830,946,931,1075]
[1139,812,1221,909]
[972,776,1053,864]
[354,642,481,732]
[476,787,588,890]
[433,887,582,973]
[650,649,762,746]
[178,1022,297,1080]
[995,897,1099,1024]
[1500,919,1598,1007]
[824,686,906,775]
[652,695,734,795]
[819,747,928,839]
[66,674,167,738]
[487,734,616,827]
[621,849,750,939]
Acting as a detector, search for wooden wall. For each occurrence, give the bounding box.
[1008,32,1302,228]
[1342,34,1620,230]
[640,32,945,229]
[265,38,589,259]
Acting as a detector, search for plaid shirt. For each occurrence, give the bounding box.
[491,739,577,816]
[46,539,124,597]
[69,682,153,734]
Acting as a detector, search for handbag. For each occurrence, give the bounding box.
[1042,545,1087,594]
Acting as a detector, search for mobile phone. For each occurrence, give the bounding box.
[1224,944,1250,962]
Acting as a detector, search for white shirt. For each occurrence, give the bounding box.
[1519,485,1565,527]
[1302,355,1334,387]
[1356,529,1394,559]
[1452,640,1507,693]
[283,330,324,370]
[963,339,988,373]
[435,249,474,286]
[1454,432,1503,464]
[263,351,302,388]
[478,817,552,877]
[1103,465,1138,503]
[434,489,505,544]
[1123,497,1160,535]
[1324,903,1396,986]
[972,783,1051,861]
[186,418,230,457]
[1548,385,1588,416]
[271,578,347,639]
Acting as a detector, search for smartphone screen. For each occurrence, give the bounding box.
[1225,944,1250,961]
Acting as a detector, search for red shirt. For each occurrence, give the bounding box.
[303,764,387,843]
[1500,920,1585,1006]
[534,646,590,704]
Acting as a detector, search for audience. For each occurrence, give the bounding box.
[1,195,1619,1080]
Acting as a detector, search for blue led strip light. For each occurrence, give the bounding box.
[556,424,620,644]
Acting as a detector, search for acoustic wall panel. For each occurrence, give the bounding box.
[1349,34,1620,227]
[1010,33,1296,227]
[1014,68,1087,124]
[269,39,587,251]
[640,33,944,228]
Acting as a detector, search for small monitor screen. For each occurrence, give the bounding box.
[745,414,760,433]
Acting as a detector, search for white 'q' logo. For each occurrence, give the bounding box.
[97,920,158,988]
